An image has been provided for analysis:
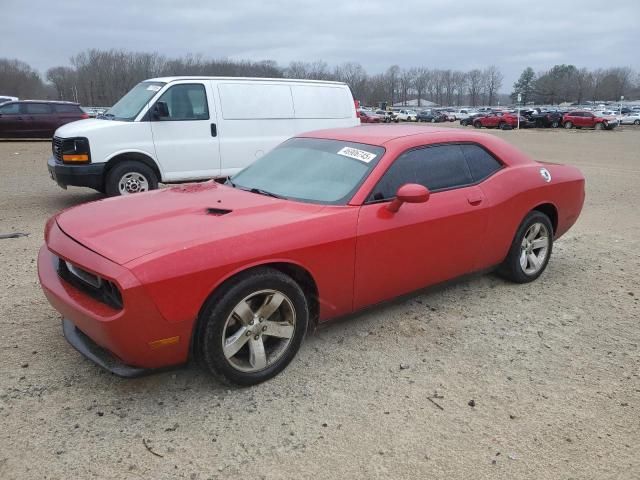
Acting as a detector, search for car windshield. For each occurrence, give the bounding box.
[230,138,385,205]
[103,81,165,121]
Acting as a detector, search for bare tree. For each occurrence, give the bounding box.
[385,65,400,105]
[483,65,503,106]
[452,71,467,106]
[412,67,429,106]
[399,69,415,106]
[467,69,483,106]
[334,62,368,100]
[0,59,47,98]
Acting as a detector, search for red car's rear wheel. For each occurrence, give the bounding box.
[198,267,308,385]
[498,211,553,283]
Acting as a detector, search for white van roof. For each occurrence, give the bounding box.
[146,76,348,86]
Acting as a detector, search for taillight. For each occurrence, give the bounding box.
[81,113,89,119]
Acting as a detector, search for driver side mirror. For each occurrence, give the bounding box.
[152,101,169,119]
[387,184,430,213]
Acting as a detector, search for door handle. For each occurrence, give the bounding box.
[210,123,217,137]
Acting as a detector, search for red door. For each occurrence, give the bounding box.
[352,144,489,309]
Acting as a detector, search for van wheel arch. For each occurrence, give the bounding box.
[104,153,162,188]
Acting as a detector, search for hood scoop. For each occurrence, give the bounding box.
[206,207,232,216]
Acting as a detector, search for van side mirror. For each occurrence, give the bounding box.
[387,184,430,213]
[152,101,169,119]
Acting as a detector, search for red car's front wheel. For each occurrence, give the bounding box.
[197,267,309,385]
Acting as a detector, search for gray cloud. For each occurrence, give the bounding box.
[4,0,639,88]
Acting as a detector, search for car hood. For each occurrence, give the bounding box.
[55,118,128,138]
[55,182,325,265]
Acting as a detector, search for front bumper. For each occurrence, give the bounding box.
[62,318,149,377]
[37,223,191,373]
[47,156,105,191]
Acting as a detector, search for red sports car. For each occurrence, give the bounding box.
[38,126,585,385]
[473,111,526,130]
[358,110,383,123]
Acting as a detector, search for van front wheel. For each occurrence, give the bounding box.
[106,161,158,196]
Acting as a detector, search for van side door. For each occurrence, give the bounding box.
[149,81,220,181]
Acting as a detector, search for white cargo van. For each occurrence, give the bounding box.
[48,77,359,195]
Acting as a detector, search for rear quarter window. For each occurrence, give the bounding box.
[54,104,81,113]
[460,144,503,182]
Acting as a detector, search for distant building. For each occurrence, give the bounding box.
[392,99,437,108]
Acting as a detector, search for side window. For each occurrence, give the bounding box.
[156,84,209,120]
[0,103,19,114]
[368,145,473,202]
[24,103,52,114]
[54,104,81,113]
[460,144,502,183]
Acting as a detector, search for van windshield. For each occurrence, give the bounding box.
[103,81,165,121]
[230,138,384,205]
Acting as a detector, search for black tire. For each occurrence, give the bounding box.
[497,211,553,284]
[594,122,604,130]
[634,120,640,125]
[551,120,559,128]
[105,160,158,197]
[473,121,482,129]
[564,121,573,129]
[499,121,507,130]
[197,267,309,386]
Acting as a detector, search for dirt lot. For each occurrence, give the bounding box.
[1,125,639,479]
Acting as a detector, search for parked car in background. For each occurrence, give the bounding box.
[452,108,476,120]
[619,112,640,125]
[0,100,88,138]
[48,77,359,196]
[358,110,383,123]
[83,107,109,118]
[524,109,564,128]
[562,110,618,130]
[473,111,527,129]
[375,109,397,123]
[38,125,585,385]
[417,109,447,123]
[395,109,418,122]
[460,112,487,126]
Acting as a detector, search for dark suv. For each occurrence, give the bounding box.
[0,101,88,138]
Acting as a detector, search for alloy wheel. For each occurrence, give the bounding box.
[519,223,550,275]
[222,289,296,373]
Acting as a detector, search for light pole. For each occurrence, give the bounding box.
[517,93,522,130]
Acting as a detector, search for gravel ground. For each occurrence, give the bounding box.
[0,125,639,479]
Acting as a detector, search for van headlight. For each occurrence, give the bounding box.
[60,137,91,164]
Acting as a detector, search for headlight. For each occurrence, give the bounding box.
[61,137,91,164]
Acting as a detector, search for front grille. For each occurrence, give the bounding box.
[56,257,123,310]
[52,137,63,162]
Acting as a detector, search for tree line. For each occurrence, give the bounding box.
[1,49,638,107]
[511,65,638,105]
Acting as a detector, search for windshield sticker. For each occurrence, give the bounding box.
[146,85,161,92]
[337,147,377,163]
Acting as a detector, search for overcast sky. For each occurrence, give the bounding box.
[5,0,639,90]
